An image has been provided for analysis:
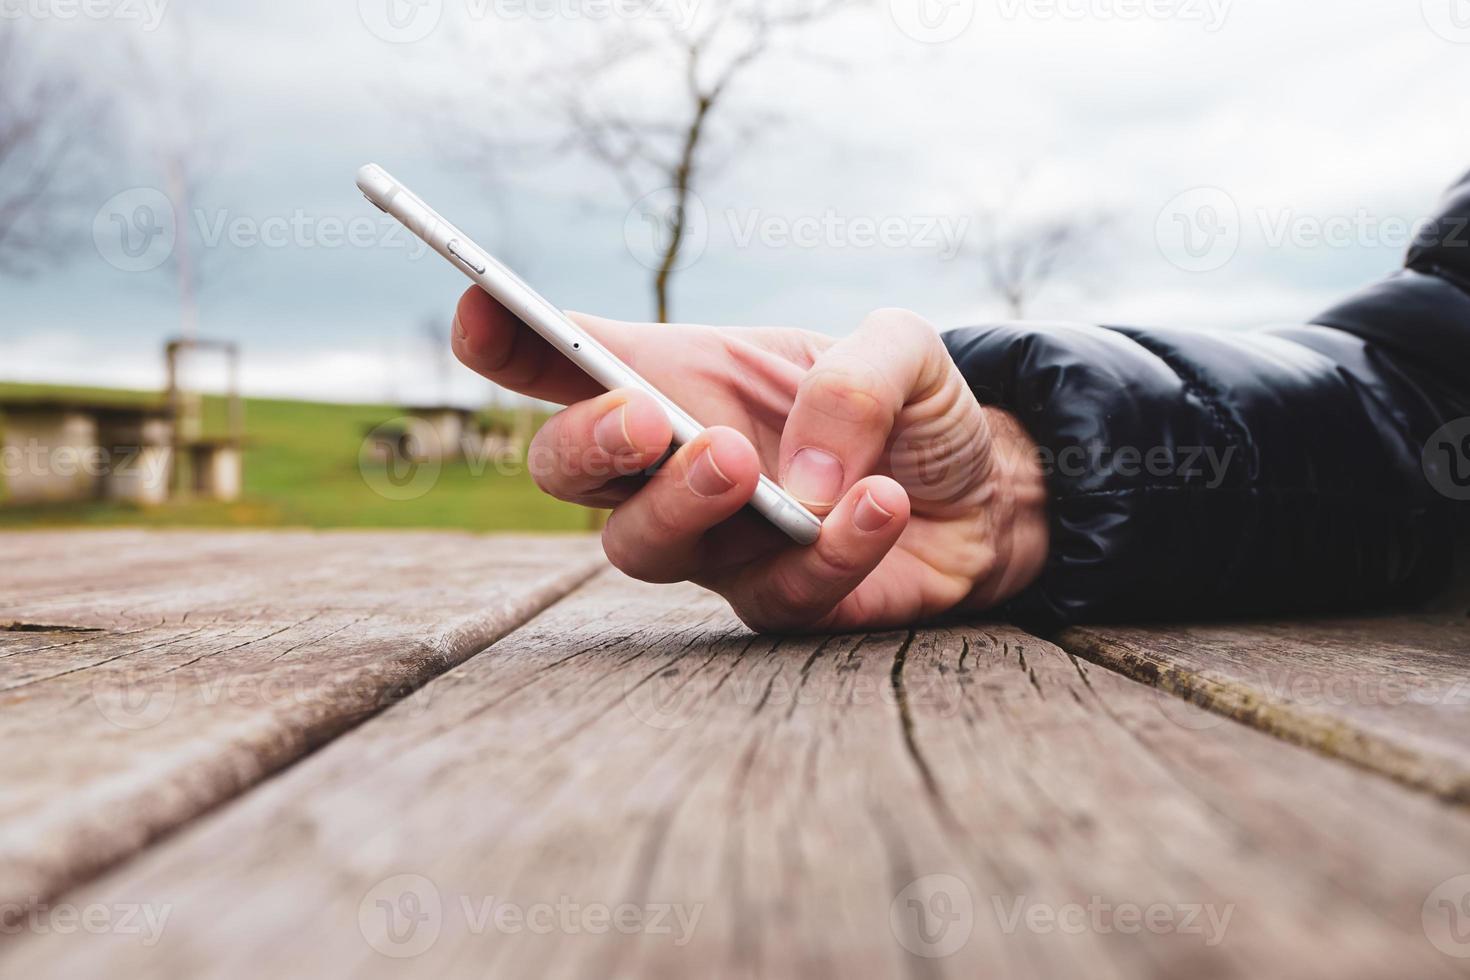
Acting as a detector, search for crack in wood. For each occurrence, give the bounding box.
[10,557,1470,977]
[0,622,103,634]
[890,631,952,825]
[1054,626,1470,807]
[6,625,217,695]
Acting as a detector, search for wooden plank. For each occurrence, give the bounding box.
[1055,617,1470,803]
[0,530,602,912]
[6,573,1468,978]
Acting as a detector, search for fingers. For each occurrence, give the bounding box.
[601,426,763,583]
[777,308,949,514]
[528,388,673,506]
[724,475,911,632]
[452,287,635,404]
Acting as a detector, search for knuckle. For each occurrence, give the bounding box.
[640,480,688,542]
[798,365,886,426]
[527,435,562,495]
[527,419,578,494]
[814,536,864,578]
[600,521,648,579]
[736,591,796,634]
[759,566,825,624]
[861,306,937,340]
[600,493,684,584]
[861,308,944,365]
[735,609,785,634]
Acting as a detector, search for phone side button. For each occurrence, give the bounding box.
[446,239,487,274]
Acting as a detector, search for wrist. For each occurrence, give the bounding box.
[964,406,1050,609]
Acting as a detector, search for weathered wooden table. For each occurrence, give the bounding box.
[2,530,1468,978]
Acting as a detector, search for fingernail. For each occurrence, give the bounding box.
[687,448,734,498]
[452,314,467,341]
[593,404,631,454]
[852,490,895,533]
[785,447,843,507]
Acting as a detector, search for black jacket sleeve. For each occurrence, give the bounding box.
[943,170,1470,626]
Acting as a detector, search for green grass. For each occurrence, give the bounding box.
[0,382,587,532]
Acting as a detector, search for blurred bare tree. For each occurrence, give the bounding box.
[125,18,219,341]
[0,23,105,276]
[421,0,853,322]
[976,206,1109,320]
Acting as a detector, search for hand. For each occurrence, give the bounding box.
[452,289,1049,632]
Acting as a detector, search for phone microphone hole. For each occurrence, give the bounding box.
[572,342,581,350]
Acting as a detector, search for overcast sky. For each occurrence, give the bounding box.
[4,0,1469,405]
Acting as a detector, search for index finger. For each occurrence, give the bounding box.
[451,286,607,405]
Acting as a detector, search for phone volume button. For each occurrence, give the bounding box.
[446,239,487,274]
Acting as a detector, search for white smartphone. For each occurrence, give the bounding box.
[356,163,822,546]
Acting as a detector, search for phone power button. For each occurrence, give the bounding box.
[446,239,487,274]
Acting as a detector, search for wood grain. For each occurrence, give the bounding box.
[1056,616,1470,803]
[0,529,602,912]
[8,571,1468,979]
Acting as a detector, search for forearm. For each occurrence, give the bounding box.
[958,405,1049,611]
[942,321,1458,625]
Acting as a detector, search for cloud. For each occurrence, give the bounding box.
[3,0,1467,400]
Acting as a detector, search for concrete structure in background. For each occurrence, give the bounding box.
[0,401,175,505]
[0,339,249,509]
[401,405,476,461]
[166,338,245,503]
[377,406,528,466]
[185,438,243,502]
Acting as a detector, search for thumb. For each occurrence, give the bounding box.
[777,308,953,515]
